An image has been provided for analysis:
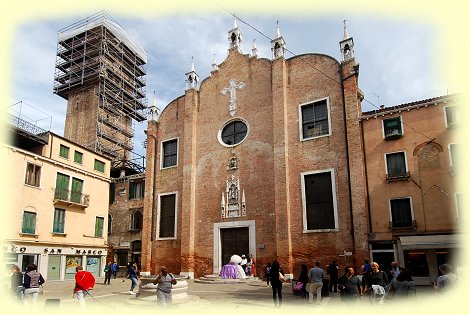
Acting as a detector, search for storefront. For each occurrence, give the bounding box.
[2,243,107,282]
[397,234,460,285]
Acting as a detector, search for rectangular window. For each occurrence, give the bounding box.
[449,143,460,173]
[300,99,330,140]
[162,139,178,168]
[455,193,463,224]
[22,211,37,234]
[25,163,41,187]
[129,180,144,199]
[159,194,176,238]
[53,208,65,233]
[70,178,84,204]
[386,151,408,179]
[59,144,70,159]
[94,159,105,173]
[445,106,458,127]
[74,151,83,164]
[390,198,413,228]
[94,217,104,237]
[302,170,337,230]
[55,173,70,200]
[383,117,403,139]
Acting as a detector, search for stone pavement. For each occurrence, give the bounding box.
[10,276,438,311]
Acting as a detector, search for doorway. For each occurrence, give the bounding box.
[220,227,249,266]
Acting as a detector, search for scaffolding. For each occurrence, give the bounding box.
[53,11,147,175]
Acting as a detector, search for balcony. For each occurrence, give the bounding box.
[389,220,417,231]
[53,188,89,208]
[386,171,411,182]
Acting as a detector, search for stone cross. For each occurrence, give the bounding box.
[220,78,246,116]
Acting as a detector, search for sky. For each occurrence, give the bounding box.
[2,2,456,159]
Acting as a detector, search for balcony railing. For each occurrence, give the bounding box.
[384,128,403,140]
[389,220,417,230]
[386,171,411,182]
[53,188,89,208]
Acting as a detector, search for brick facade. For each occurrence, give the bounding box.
[142,35,369,278]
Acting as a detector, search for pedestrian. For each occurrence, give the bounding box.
[104,261,113,285]
[246,255,252,277]
[111,261,119,279]
[298,264,309,298]
[434,263,457,291]
[74,265,95,306]
[387,261,403,280]
[153,266,177,306]
[241,255,248,273]
[327,260,339,293]
[363,262,389,304]
[388,268,416,299]
[23,263,45,306]
[308,261,325,305]
[265,262,272,287]
[10,264,23,300]
[268,260,284,306]
[337,266,362,302]
[127,262,138,294]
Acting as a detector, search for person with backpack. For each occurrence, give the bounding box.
[104,261,113,285]
[23,263,45,305]
[111,262,119,279]
[153,266,177,306]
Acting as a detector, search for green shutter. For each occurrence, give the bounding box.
[53,208,65,233]
[22,212,36,234]
[74,151,83,164]
[55,173,70,200]
[95,217,104,237]
[59,145,69,159]
[71,178,83,203]
[94,159,105,172]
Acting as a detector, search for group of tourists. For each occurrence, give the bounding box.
[9,261,178,307]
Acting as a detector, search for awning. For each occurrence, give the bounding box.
[399,234,460,250]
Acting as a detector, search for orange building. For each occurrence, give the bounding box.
[361,94,461,284]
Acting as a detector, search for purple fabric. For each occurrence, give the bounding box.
[219,264,238,279]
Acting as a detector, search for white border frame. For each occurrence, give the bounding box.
[448,143,459,169]
[212,220,256,274]
[217,117,250,148]
[388,197,415,226]
[384,150,409,177]
[160,137,179,170]
[381,115,404,139]
[454,192,462,224]
[156,191,178,240]
[298,96,332,141]
[300,168,339,232]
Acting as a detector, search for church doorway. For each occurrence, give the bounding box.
[220,227,249,265]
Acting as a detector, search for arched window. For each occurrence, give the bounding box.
[130,209,143,231]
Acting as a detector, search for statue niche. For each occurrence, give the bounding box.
[221,175,246,218]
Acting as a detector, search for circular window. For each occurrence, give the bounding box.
[218,119,249,147]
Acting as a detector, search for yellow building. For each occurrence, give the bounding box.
[2,114,111,281]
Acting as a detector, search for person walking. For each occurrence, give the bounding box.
[127,262,138,294]
[23,263,45,306]
[264,263,272,287]
[337,266,362,302]
[74,265,95,306]
[10,265,23,300]
[388,268,416,299]
[363,262,389,304]
[308,261,325,305]
[268,260,284,306]
[298,264,309,298]
[104,261,113,285]
[111,262,119,279]
[153,266,177,306]
[327,260,339,293]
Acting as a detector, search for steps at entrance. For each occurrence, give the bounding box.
[194,274,261,284]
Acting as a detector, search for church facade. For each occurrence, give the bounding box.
[140,22,370,278]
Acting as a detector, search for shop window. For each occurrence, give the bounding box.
[404,251,429,277]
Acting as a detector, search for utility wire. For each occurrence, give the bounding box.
[219,6,437,142]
